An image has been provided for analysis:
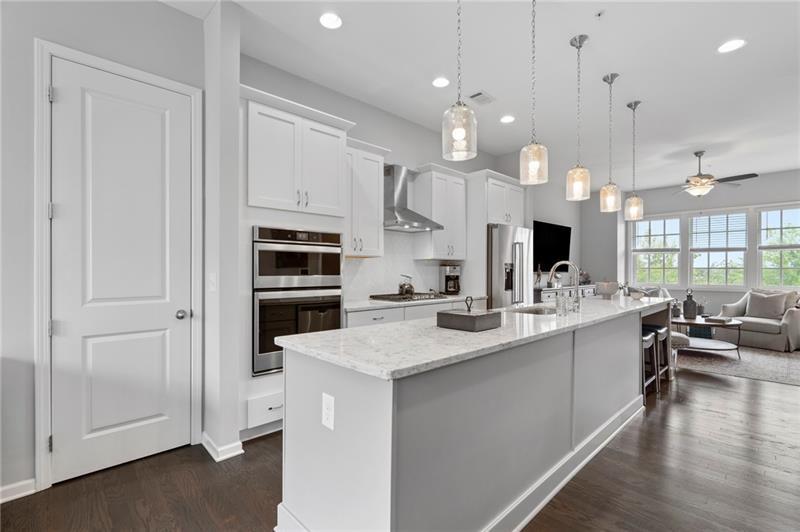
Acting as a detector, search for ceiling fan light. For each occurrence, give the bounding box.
[442,103,477,161]
[566,165,590,201]
[520,143,548,185]
[600,181,622,212]
[686,184,714,197]
[624,194,644,221]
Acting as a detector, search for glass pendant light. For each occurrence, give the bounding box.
[599,73,621,212]
[566,34,590,201]
[519,0,548,185]
[624,100,644,221]
[442,0,477,161]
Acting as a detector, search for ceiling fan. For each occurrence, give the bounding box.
[680,150,758,196]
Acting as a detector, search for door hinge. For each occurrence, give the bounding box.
[47,202,54,220]
[47,319,54,337]
[48,435,53,453]
[47,85,55,103]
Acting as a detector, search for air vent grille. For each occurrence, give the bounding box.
[469,91,495,105]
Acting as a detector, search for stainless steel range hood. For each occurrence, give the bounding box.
[384,165,444,233]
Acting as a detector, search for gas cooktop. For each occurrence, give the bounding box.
[369,292,449,302]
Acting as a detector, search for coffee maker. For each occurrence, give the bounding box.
[439,265,461,295]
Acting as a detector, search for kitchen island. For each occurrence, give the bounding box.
[274,296,671,531]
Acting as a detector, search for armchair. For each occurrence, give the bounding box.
[717,290,800,352]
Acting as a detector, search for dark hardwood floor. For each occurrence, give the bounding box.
[3,370,799,531]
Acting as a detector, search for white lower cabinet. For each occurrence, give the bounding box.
[404,302,453,320]
[346,307,404,328]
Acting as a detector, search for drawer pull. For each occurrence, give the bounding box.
[268,404,284,411]
[372,316,385,321]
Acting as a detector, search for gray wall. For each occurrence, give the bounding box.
[579,168,800,311]
[0,0,203,487]
[494,151,582,269]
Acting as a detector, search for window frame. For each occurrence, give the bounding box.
[629,216,682,288]
[688,211,748,289]
[757,205,800,289]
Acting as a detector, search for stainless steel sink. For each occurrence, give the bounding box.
[509,306,557,315]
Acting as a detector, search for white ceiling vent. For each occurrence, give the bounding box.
[468,91,495,106]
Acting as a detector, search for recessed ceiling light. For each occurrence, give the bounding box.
[432,77,450,88]
[500,115,515,124]
[319,12,342,30]
[718,39,746,53]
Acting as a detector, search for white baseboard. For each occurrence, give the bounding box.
[1,478,36,503]
[276,502,308,532]
[201,432,244,462]
[484,396,645,532]
[240,420,282,443]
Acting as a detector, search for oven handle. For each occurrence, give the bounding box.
[254,242,341,255]
[255,289,342,302]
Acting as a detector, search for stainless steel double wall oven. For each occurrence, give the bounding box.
[252,227,342,375]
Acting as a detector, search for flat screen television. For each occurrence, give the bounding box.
[533,220,571,273]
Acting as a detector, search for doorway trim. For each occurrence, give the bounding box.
[33,39,204,491]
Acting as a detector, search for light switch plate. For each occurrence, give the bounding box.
[321,392,335,431]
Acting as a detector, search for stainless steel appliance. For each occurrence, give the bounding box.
[487,224,534,309]
[369,292,448,303]
[252,227,342,375]
[439,265,461,295]
[384,165,444,232]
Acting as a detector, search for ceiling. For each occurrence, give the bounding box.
[171,1,800,191]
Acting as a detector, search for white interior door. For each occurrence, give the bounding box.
[50,57,193,482]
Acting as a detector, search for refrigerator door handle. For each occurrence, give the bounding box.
[511,241,524,304]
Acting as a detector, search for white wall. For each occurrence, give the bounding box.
[494,151,582,269]
[579,168,800,312]
[0,0,203,487]
[239,54,499,301]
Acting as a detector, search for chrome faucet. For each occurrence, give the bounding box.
[548,260,581,312]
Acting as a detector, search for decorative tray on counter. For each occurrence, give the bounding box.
[437,297,501,332]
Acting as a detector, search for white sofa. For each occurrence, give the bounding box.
[716,289,800,352]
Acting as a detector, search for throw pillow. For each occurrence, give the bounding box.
[745,291,787,320]
[752,288,799,312]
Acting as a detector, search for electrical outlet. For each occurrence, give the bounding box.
[321,392,335,431]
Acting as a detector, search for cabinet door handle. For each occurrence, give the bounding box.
[304,191,309,207]
[296,190,301,206]
[372,316,384,321]
[359,238,363,251]
[353,237,358,250]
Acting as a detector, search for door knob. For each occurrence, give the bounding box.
[175,309,188,320]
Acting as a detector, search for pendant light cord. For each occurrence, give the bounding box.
[456,0,463,104]
[576,45,582,166]
[607,78,613,184]
[530,0,537,144]
[632,105,637,193]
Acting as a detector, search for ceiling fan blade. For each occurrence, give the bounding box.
[717,173,758,183]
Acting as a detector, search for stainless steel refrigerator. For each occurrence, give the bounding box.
[487,224,534,309]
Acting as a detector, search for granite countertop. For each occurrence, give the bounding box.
[343,294,487,312]
[276,296,671,381]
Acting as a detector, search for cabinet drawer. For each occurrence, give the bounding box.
[541,291,556,302]
[346,307,404,328]
[404,302,453,320]
[247,391,284,429]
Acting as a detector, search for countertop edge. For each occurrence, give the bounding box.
[277,298,670,381]
[343,294,487,312]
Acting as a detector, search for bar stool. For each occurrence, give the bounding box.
[643,325,670,393]
[641,331,657,401]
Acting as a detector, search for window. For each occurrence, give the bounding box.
[631,218,680,285]
[759,207,800,288]
[690,212,746,287]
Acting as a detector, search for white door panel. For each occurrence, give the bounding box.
[487,178,507,224]
[356,152,384,257]
[507,184,525,226]
[50,57,192,482]
[449,177,467,260]
[302,121,345,217]
[431,174,449,258]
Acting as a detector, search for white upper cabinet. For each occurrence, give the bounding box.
[487,177,525,226]
[244,87,355,217]
[247,103,302,211]
[413,165,467,261]
[345,139,389,258]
